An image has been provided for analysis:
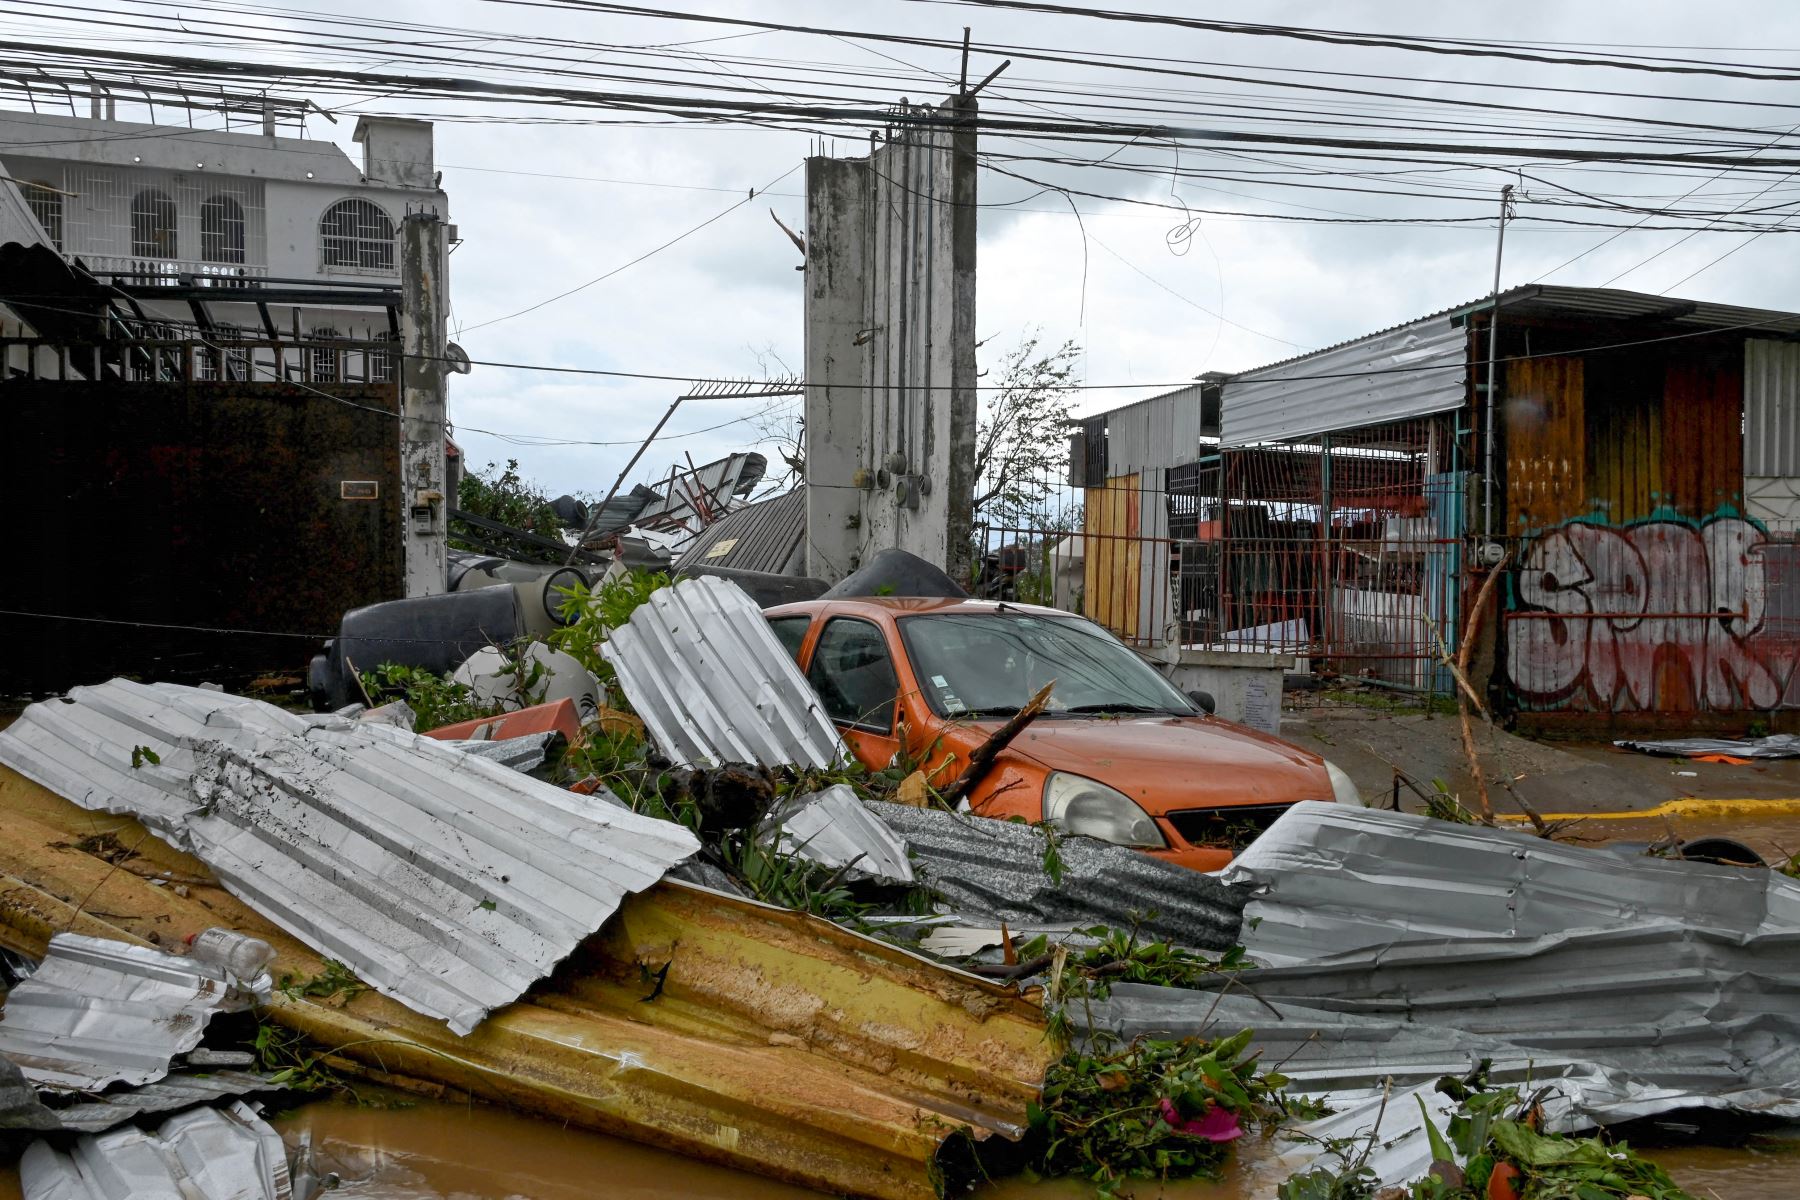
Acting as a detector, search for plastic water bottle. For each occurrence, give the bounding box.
[186,928,276,980]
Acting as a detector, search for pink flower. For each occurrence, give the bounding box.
[1157,1098,1243,1142]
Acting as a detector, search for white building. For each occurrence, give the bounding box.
[0,85,449,348]
[0,82,457,601]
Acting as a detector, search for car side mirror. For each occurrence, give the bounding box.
[1185,689,1216,715]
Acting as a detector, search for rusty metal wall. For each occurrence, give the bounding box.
[1,350,402,692]
[1499,340,1779,721]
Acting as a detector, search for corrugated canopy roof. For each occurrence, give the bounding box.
[1090,285,1800,447]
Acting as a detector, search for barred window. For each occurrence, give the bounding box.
[308,325,341,384]
[201,195,246,264]
[131,188,178,259]
[23,181,61,250]
[320,198,395,271]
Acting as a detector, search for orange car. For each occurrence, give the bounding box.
[763,596,1356,872]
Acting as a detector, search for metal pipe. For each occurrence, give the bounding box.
[1482,183,1514,546]
[562,394,685,566]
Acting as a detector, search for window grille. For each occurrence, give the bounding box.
[308,325,342,383]
[131,188,178,259]
[320,198,396,271]
[22,180,62,250]
[369,333,397,383]
[200,194,246,264]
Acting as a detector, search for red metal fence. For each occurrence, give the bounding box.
[973,414,1466,693]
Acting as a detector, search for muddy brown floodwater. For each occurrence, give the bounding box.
[4,1095,1793,1199]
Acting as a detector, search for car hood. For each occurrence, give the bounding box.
[1003,714,1331,814]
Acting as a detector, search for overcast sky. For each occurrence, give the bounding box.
[32,1,1800,498]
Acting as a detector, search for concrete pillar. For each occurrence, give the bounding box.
[400,211,448,597]
[804,156,871,581]
[801,96,978,584]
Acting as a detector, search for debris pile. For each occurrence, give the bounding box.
[0,571,1787,1199]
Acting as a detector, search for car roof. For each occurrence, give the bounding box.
[763,595,1074,620]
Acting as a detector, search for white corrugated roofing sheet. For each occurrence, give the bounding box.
[0,934,248,1093]
[1224,801,1800,964]
[19,1100,291,1200]
[603,575,847,769]
[1090,802,1800,1188]
[1219,317,1467,447]
[0,681,700,1036]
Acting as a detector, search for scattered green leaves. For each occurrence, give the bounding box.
[358,662,504,732]
[130,745,161,769]
[1029,1032,1298,1198]
[1282,1067,1696,1200]
[278,958,368,1004]
[548,569,671,699]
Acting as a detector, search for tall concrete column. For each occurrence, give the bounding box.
[804,156,871,581]
[802,96,977,584]
[400,211,448,597]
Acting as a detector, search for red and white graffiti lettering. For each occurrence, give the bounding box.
[1508,516,1792,712]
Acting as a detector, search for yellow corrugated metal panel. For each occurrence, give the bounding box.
[0,766,1051,1200]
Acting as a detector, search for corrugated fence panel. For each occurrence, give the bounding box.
[1746,338,1800,478]
[1096,388,1205,478]
[1662,354,1743,518]
[1504,355,1586,534]
[1220,318,1466,447]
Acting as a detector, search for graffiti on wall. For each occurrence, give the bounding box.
[1507,512,1800,712]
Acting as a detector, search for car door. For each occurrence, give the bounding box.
[804,616,902,769]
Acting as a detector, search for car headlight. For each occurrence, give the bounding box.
[1043,772,1167,848]
[1323,759,1361,806]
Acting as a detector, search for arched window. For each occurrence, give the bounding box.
[131,188,178,259]
[319,198,395,271]
[200,195,246,264]
[23,181,61,250]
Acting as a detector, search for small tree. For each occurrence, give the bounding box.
[973,332,1081,531]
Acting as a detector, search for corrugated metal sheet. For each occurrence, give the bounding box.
[0,933,250,1092]
[603,575,847,769]
[678,486,808,575]
[869,800,1247,950]
[636,452,768,528]
[761,785,915,884]
[19,1100,291,1200]
[52,1071,284,1135]
[1746,338,1800,477]
[1223,801,1800,964]
[0,681,700,1035]
[1090,801,1800,1186]
[1219,317,1466,447]
[0,770,1054,1200]
[1217,283,1800,450]
[1096,388,1205,477]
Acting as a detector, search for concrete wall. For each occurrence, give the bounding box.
[803,97,977,582]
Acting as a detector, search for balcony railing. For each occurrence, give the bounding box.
[78,256,271,286]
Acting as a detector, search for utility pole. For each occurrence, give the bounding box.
[1481,183,1515,552]
[400,211,449,597]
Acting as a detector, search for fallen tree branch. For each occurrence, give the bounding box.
[1451,556,1509,824]
[940,681,1056,807]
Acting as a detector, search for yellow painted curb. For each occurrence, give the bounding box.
[1496,796,1800,822]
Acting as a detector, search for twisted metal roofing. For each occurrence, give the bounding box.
[0,681,699,1035]
[0,934,248,1093]
[603,575,847,769]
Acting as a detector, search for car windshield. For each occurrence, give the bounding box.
[897,611,1197,719]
